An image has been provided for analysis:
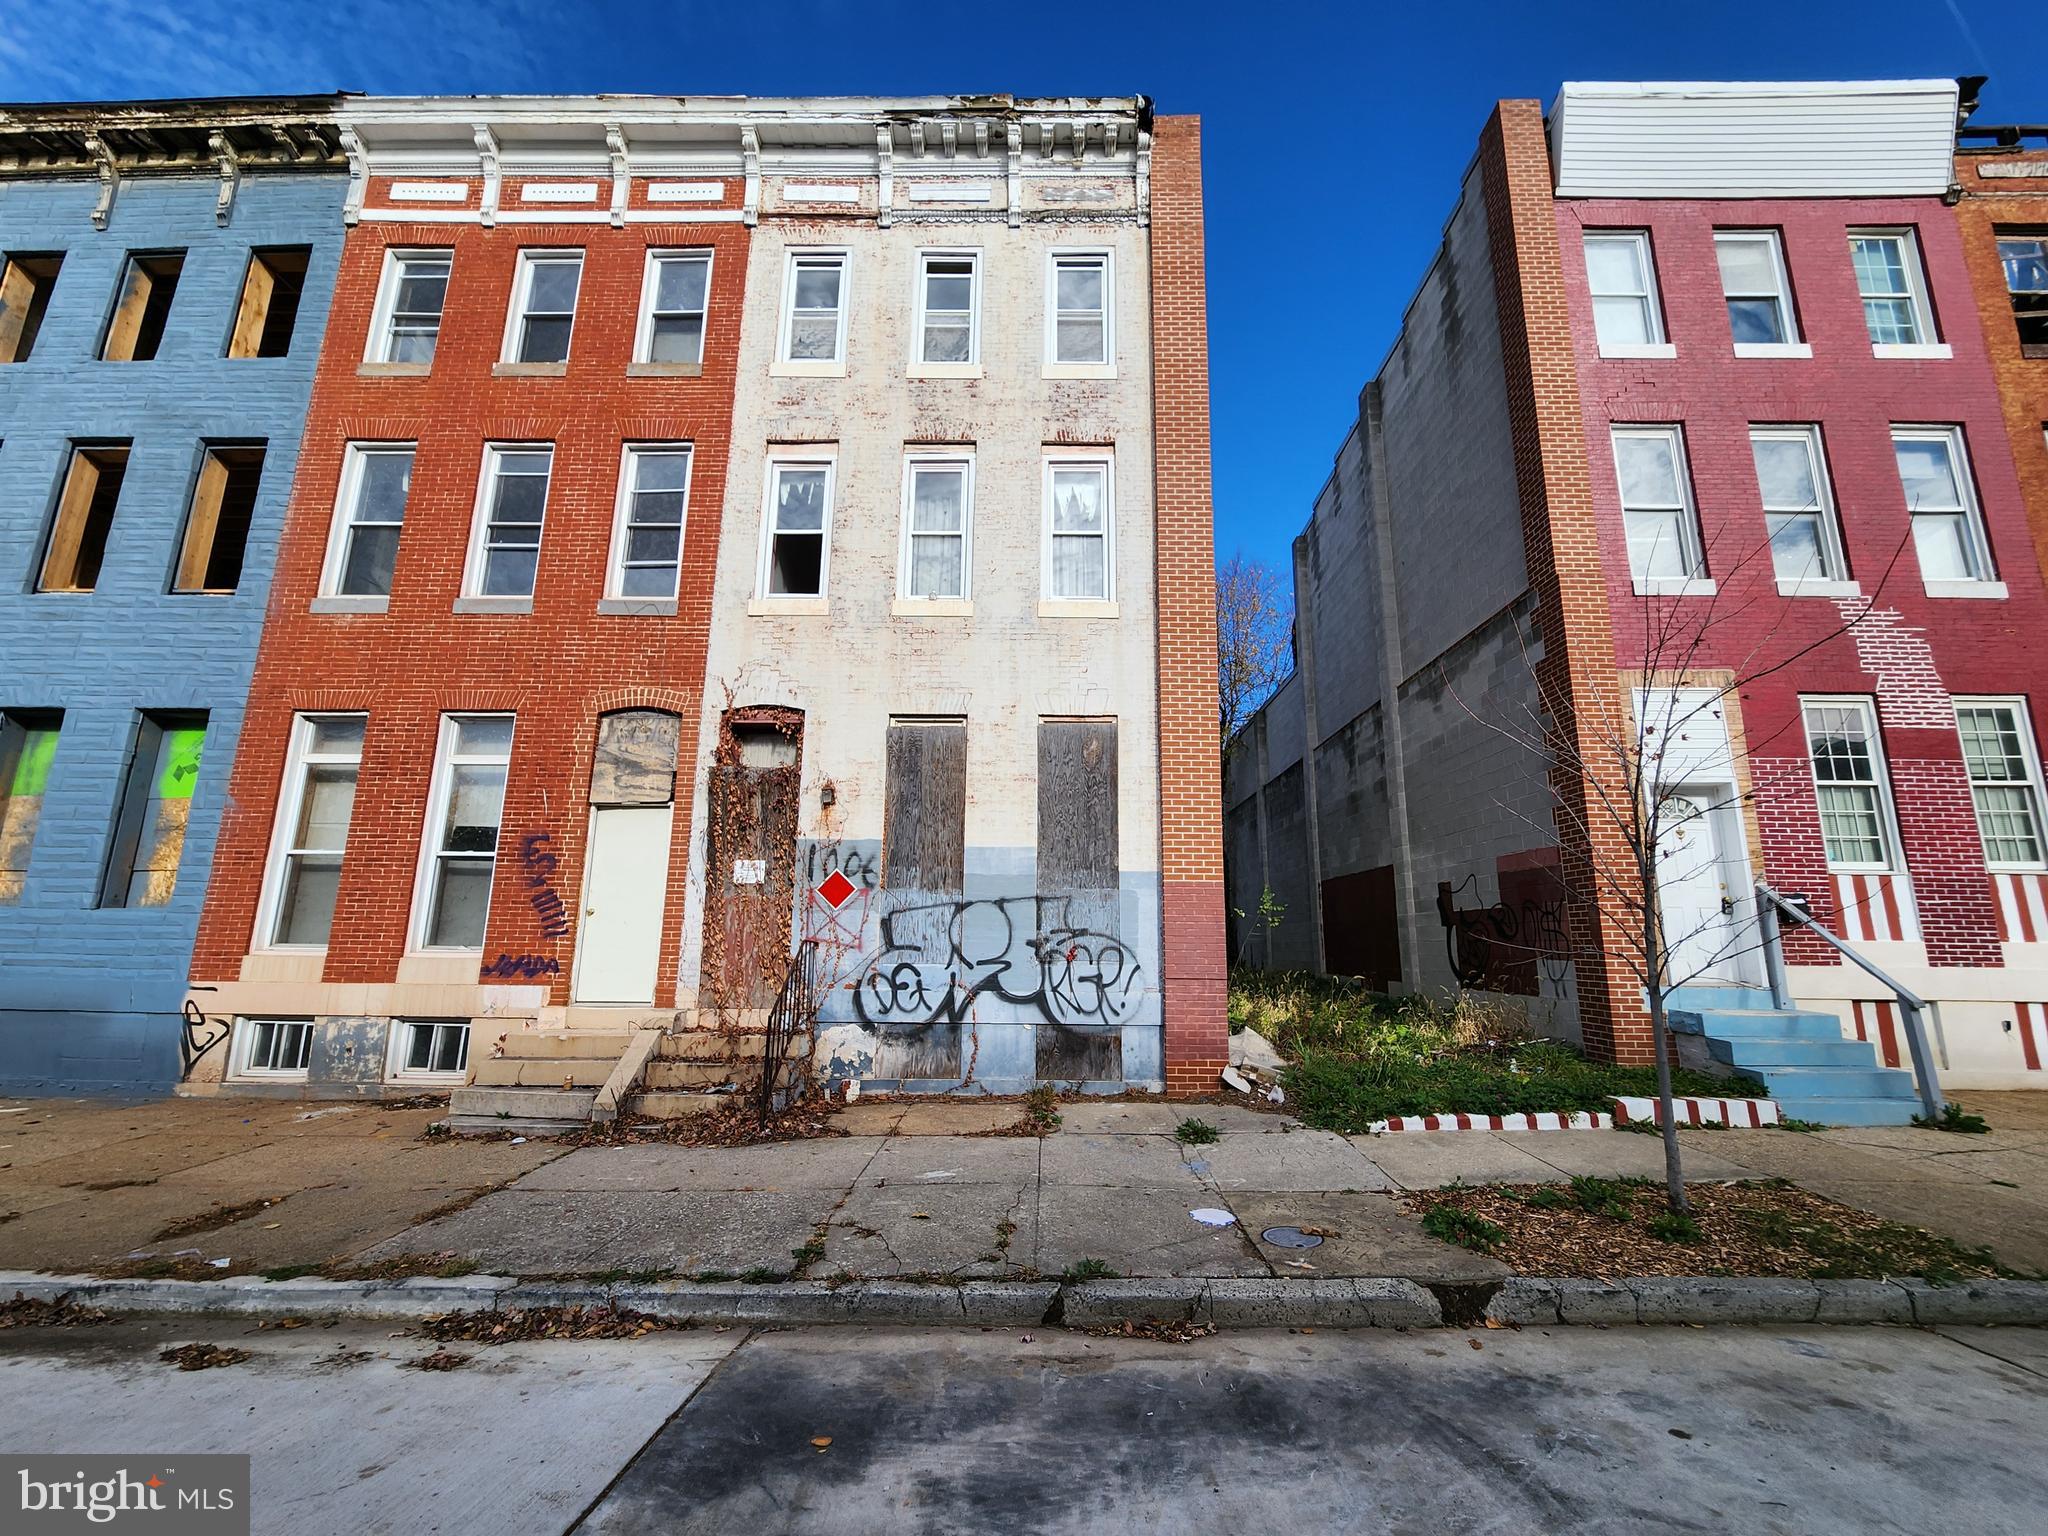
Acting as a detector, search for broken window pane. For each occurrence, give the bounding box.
[102,713,207,908]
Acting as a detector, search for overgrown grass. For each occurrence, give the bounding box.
[1233,969,1758,1134]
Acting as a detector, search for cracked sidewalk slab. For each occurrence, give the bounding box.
[820,1183,1037,1279]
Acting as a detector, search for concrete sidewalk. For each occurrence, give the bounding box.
[6,1091,2048,1282]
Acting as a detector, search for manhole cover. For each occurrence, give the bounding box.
[1261,1226,1324,1249]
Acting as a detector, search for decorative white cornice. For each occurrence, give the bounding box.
[84,131,116,229]
[1006,123,1022,229]
[740,126,761,227]
[339,125,366,225]
[875,122,893,228]
[209,129,240,225]
[472,122,500,227]
[1135,127,1151,226]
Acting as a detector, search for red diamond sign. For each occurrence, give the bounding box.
[816,870,858,910]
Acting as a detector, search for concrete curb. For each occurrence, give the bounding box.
[8,1272,2047,1329]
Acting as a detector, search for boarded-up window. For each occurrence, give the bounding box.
[174,445,265,594]
[0,254,61,364]
[227,247,311,359]
[100,711,207,908]
[39,444,129,593]
[102,252,183,361]
[0,711,61,904]
[590,710,680,807]
[884,721,966,894]
[1037,719,1118,891]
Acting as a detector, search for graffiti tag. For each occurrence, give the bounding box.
[179,997,229,1077]
[1436,875,1570,998]
[482,953,562,980]
[519,831,570,940]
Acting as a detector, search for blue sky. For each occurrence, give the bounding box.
[4,1,2039,573]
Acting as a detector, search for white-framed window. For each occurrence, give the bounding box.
[608,444,693,600]
[1583,231,1666,352]
[635,249,711,365]
[1955,698,2048,869]
[236,1017,313,1077]
[258,713,364,949]
[320,443,414,599]
[914,249,979,366]
[1892,427,1993,585]
[898,453,973,600]
[758,458,834,598]
[503,249,583,364]
[464,444,553,599]
[365,248,450,366]
[1610,425,1704,587]
[390,1018,472,1081]
[1850,229,1937,349]
[1046,250,1112,369]
[779,250,848,365]
[413,714,513,951]
[1802,698,1900,872]
[1715,230,1799,348]
[1750,426,1844,585]
[1043,457,1114,601]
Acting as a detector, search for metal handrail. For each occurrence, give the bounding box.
[1754,882,1946,1120]
[758,939,820,1117]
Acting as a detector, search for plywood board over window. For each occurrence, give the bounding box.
[174,445,265,594]
[590,710,680,806]
[102,252,183,361]
[872,719,968,1082]
[0,254,61,363]
[227,247,310,359]
[1037,718,1122,1081]
[39,444,129,593]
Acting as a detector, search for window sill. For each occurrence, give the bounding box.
[1776,578,1860,598]
[1632,577,1718,598]
[1735,341,1813,359]
[311,595,390,615]
[748,596,829,616]
[388,1071,469,1086]
[771,360,846,378]
[908,362,983,380]
[1598,342,1677,359]
[1042,363,1117,381]
[598,596,678,616]
[892,597,973,617]
[626,361,704,378]
[357,361,431,378]
[492,361,569,378]
[1873,342,1952,360]
[2023,343,2048,361]
[1924,579,2008,599]
[453,596,534,615]
[1038,598,1120,618]
[229,1070,311,1084]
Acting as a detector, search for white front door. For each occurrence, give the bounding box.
[573,803,672,1004]
[1654,790,1748,986]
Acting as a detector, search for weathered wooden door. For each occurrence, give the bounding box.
[704,714,803,1008]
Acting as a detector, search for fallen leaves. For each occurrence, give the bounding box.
[406,1349,471,1371]
[417,1305,688,1345]
[151,1195,290,1243]
[810,1436,833,1451]
[1084,1318,1217,1344]
[0,1294,112,1330]
[160,1343,250,1371]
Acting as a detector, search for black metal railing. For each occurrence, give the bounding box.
[758,939,820,1117]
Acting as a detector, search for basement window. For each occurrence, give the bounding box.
[173,445,265,594]
[0,254,61,363]
[0,711,62,904]
[227,247,311,358]
[393,1019,471,1080]
[1999,234,2048,357]
[100,711,208,908]
[102,251,184,361]
[237,1018,313,1077]
[38,443,130,593]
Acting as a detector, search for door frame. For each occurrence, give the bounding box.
[1654,779,1762,989]
[570,801,674,1005]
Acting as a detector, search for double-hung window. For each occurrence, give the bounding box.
[1611,425,1704,588]
[1998,234,2048,355]
[416,714,513,950]
[1892,427,1993,587]
[504,250,582,364]
[0,711,61,904]
[1955,699,2048,869]
[915,251,978,366]
[759,459,834,598]
[1803,699,1899,871]
[1850,230,1938,351]
[1583,231,1666,353]
[1751,426,1844,586]
[899,454,973,601]
[636,249,711,365]
[1047,251,1112,369]
[323,444,414,599]
[369,249,450,366]
[466,445,553,600]
[263,714,363,947]
[780,251,847,366]
[1044,458,1114,602]
[1714,231,1799,350]
[609,445,693,600]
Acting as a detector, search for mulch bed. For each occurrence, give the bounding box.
[1405,1178,2006,1282]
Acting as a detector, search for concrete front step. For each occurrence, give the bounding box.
[1666,987,1776,1012]
[1708,1036,1884,1069]
[645,1060,749,1090]
[1765,1096,1919,1126]
[470,1058,617,1088]
[626,1090,735,1119]
[657,1031,770,1062]
[495,1031,635,1061]
[1670,1008,1845,1041]
[1756,1066,1919,1101]
[445,1085,598,1126]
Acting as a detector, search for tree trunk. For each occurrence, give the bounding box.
[1643,896,1689,1215]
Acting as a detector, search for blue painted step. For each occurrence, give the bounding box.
[1662,987,1919,1127]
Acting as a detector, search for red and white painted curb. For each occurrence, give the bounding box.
[1609,1095,1783,1127]
[1366,1111,1613,1134]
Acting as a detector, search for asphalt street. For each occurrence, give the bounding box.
[4,1318,2045,1534]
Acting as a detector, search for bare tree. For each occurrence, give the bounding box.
[1444,524,1910,1216]
[1217,552,1294,753]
